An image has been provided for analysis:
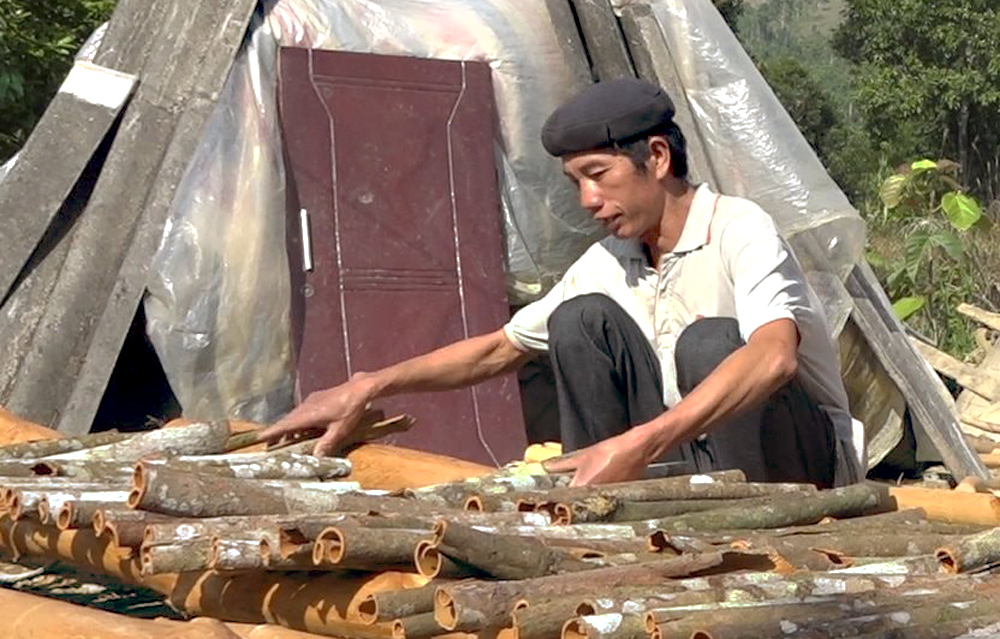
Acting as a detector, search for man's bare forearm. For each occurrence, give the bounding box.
[356,329,534,401]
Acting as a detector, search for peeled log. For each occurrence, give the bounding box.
[344,444,492,491]
[936,526,1000,573]
[640,484,889,533]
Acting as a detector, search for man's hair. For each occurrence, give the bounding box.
[615,122,689,179]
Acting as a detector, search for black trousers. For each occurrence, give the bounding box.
[547,293,836,488]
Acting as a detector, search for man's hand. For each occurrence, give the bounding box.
[544,425,657,486]
[259,374,376,456]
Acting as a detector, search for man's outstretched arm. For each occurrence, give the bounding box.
[259,329,534,456]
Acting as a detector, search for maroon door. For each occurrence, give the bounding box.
[278,47,526,465]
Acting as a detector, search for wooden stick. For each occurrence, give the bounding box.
[911,338,1000,401]
[958,303,1000,332]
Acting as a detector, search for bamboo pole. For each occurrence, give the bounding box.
[936,526,1000,573]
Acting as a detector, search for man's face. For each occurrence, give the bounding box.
[561,148,664,240]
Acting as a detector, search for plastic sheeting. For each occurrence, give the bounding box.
[615,0,866,334]
[144,0,597,421]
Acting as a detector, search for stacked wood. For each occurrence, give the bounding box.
[2,417,1000,639]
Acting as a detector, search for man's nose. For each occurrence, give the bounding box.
[578,180,602,213]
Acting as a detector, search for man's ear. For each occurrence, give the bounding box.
[647,136,672,180]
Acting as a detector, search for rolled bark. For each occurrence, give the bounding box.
[155,453,353,480]
[390,613,442,639]
[315,526,430,570]
[936,526,1000,573]
[263,539,319,571]
[129,463,434,518]
[38,490,129,525]
[432,520,593,579]
[44,421,231,461]
[525,475,805,506]
[212,537,267,571]
[832,554,944,575]
[0,460,60,476]
[357,582,443,624]
[0,494,426,635]
[434,554,724,632]
[512,597,590,639]
[736,531,966,570]
[406,474,573,509]
[141,536,214,574]
[887,485,1000,526]
[0,429,131,460]
[610,496,794,523]
[96,508,173,549]
[7,485,126,521]
[413,540,480,579]
[639,484,889,534]
[57,498,135,530]
[562,613,648,639]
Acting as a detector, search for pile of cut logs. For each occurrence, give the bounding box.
[2,419,1000,639]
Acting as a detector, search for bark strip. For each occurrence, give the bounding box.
[936,526,1000,573]
[316,526,431,570]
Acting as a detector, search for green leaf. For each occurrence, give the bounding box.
[941,192,982,231]
[910,159,938,173]
[928,229,965,261]
[879,174,909,209]
[903,228,931,282]
[892,296,925,320]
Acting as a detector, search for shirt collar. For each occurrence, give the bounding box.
[670,183,716,254]
[602,183,717,261]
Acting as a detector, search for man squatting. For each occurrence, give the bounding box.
[262,78,864,488]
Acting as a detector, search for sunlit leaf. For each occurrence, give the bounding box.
[879,174,909,209]
[941,191,982,231]
[910,159,937,173]
[892,296,925,320]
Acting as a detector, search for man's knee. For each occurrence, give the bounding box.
[675,317,743,395]
[547,293,623,345]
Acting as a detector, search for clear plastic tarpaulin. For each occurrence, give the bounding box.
[144,0,597,421]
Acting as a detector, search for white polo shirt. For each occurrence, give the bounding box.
[504,184,863,485]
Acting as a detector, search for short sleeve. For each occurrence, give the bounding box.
[503,269,577,353]
[720,213,810,341]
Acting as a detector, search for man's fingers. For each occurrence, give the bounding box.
[312,426,346,457]
[541,453,580,474]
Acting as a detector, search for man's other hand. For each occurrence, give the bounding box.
[543,426,654,486]
[258,373,376,456]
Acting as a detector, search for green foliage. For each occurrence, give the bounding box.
[711,0,745,32]
[0,0,116,161]
[871,159,987,354]
[757,56,838,153]
[832,0,1000,203]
